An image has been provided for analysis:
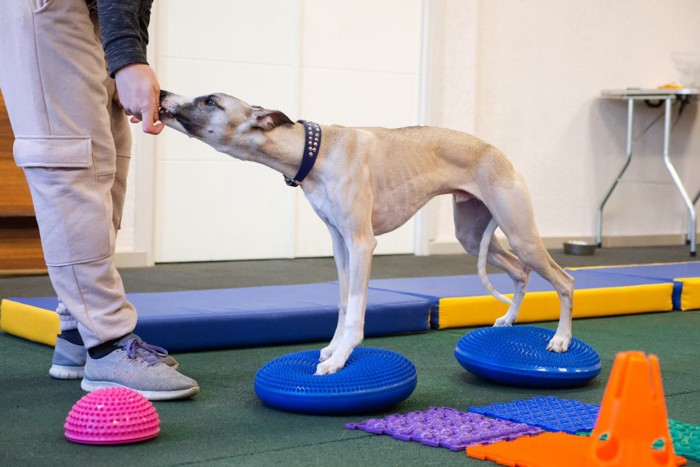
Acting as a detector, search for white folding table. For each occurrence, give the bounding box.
[597,87,699,256]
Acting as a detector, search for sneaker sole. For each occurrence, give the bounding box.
[49,362,176,378]
[49,365,84,380]
[81,378,199,401]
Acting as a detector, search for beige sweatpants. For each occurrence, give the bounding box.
[0,0,137,348]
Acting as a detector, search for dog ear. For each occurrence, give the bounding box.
[251,107,294,130]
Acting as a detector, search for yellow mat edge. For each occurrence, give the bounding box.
[0,299,58,347]
[675,277,700,311]
[566,260,700,271]
[436,283,674,329]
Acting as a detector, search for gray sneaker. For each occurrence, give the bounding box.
[81,334,199,401]
[50,333,179,380]
[49,337,86,380]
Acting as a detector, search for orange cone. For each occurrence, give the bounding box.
[584,351,684,467]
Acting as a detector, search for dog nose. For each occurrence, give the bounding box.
[159,90,171,100]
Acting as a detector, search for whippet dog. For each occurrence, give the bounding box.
[158,90,575,375]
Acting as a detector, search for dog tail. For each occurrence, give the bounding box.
[477,218,513,307]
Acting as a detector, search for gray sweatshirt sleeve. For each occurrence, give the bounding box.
[96,0,154,77]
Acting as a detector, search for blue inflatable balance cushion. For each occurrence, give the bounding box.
[255,347,417,415]
[454,326,601,388]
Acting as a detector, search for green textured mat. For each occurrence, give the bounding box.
[579,420,700,462]
[668,420,700,462]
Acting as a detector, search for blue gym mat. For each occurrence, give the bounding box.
[3,283,431,352]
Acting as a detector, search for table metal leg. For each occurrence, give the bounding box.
[662,97,697,256]
[597,99,634,247]
[693,189,700,244]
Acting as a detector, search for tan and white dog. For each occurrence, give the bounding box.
[158,90,575,375]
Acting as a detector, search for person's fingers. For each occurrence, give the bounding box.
[140,106,164,135]
[114,63,162,134]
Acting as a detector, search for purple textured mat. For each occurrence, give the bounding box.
[469,396,600,434]
[345,407,543,451]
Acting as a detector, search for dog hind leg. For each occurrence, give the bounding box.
[485,177,575,352]
[453,197,531,327]
[510,239,574,352]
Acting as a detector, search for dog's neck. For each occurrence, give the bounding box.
[226,124,307,182]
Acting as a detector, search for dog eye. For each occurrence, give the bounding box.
[205,97,217,107]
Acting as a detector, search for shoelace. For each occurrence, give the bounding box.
[124,339,169,366]
[138,341,170,359]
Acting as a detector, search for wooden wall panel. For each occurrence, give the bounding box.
[0,91,34,216]
[0,90,45,273]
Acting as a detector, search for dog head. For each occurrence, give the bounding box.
[159,90,294,149]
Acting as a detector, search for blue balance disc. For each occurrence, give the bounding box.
[454,326,601,388]
[255,347,417,415]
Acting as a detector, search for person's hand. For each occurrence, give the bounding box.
[114,63,164,135]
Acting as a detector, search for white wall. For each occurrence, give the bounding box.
[471,0,700,246]
[149,0,422,262]
[424,0,700,252]
[116,0,700,265]
[421,0,479,253]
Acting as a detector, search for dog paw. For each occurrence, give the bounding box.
[315,346,353,375]
[547,334,571,353]
[493,316,514,327]
[319,345,335,363]
[315,359,342,376]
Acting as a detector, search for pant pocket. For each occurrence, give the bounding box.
[31,0,53,14]
[14,136,114,266]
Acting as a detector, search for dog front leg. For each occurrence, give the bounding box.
[319,225,349,364]
[315,234,376,375]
